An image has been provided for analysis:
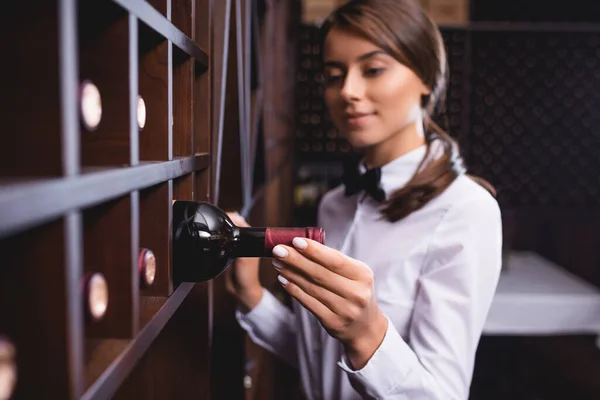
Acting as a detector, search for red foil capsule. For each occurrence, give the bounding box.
[264,227,325,255]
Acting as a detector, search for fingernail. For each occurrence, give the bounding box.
[272,246,288,258]
[277,275,289,286]
[272,260,285,271]
[292,237,308,249]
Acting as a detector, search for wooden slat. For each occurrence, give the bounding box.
[0,154,209,240]
[112,0,209,69]
[211,0,233,206]
[194,0,212,155]
[81,283,195,400]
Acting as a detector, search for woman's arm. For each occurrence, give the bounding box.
[235,287,299,368]
[227,211,299,368]
[338,194,503,399]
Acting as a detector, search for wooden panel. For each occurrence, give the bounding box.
[217,2,244,212]
[173,0,195,39]
[114,283,211,399]
[0,218,84,398]
[139,22,169,162]
[0,2,63,177]
[79,2,131,167]
[83,195,138,338]
[140,183,171,297]
[173,56,194,158]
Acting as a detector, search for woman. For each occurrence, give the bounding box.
[226,0,503,399]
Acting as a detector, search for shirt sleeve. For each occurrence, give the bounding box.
[338,192,503,399]
[235,287,299,368]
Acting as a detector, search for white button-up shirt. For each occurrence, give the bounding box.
[236,143,503,400]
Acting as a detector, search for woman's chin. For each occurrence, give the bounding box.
[345,136,376,150]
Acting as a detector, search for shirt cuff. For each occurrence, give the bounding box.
[337,315,412,397]
[236,287,289,331]
[235,288,298,367]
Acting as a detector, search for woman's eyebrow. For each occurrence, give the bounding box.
[323,50,387,68]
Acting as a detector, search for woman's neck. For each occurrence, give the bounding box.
[363,120,426,169]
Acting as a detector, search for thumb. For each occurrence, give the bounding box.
[227,211,250,227]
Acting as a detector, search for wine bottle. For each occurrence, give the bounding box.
[79,80,102,131]
[137,95,146,130]
[82,272,109,323]
[172,200,325,283]
[0,336,16,400]
[138,248,156,288]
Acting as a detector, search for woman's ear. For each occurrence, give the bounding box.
[421,94,431,108]
[420,83,433,108]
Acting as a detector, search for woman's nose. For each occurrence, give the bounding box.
[340,70,365,101]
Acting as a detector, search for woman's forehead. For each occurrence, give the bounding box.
[323,27,384,61]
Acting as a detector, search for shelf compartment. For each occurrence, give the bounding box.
[81,283,194,400]
[173,51,195,158]
[173,173,195,201]
[0,219,83,398]
[139,182,172,298]
[78,2,131,167]
[139,19,169,162]
[83,195,138,339]
[0,3,63,177]
[113,0,208,68]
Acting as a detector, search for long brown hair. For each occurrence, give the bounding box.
[320,0,495,222]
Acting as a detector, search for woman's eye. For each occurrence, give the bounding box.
[365,68,384,77]
[325,74,343,84]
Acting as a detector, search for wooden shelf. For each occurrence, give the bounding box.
[0,154,209,240]
[113,0,209,70]
[0,0,262,397]
[81,283,195,400]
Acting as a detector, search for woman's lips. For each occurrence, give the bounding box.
[345,112,375,126]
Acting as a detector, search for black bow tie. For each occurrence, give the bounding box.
[342,163,386,202]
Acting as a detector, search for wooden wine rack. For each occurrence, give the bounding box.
[0,0,241,398]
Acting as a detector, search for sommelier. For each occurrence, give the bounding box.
[227,1,503,399]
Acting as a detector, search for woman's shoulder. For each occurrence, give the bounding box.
[434,174,502,226]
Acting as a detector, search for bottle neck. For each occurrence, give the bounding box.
[233,227,267,257]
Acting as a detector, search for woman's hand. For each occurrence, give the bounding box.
[224,212,263,312]
[271,237,388,370]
